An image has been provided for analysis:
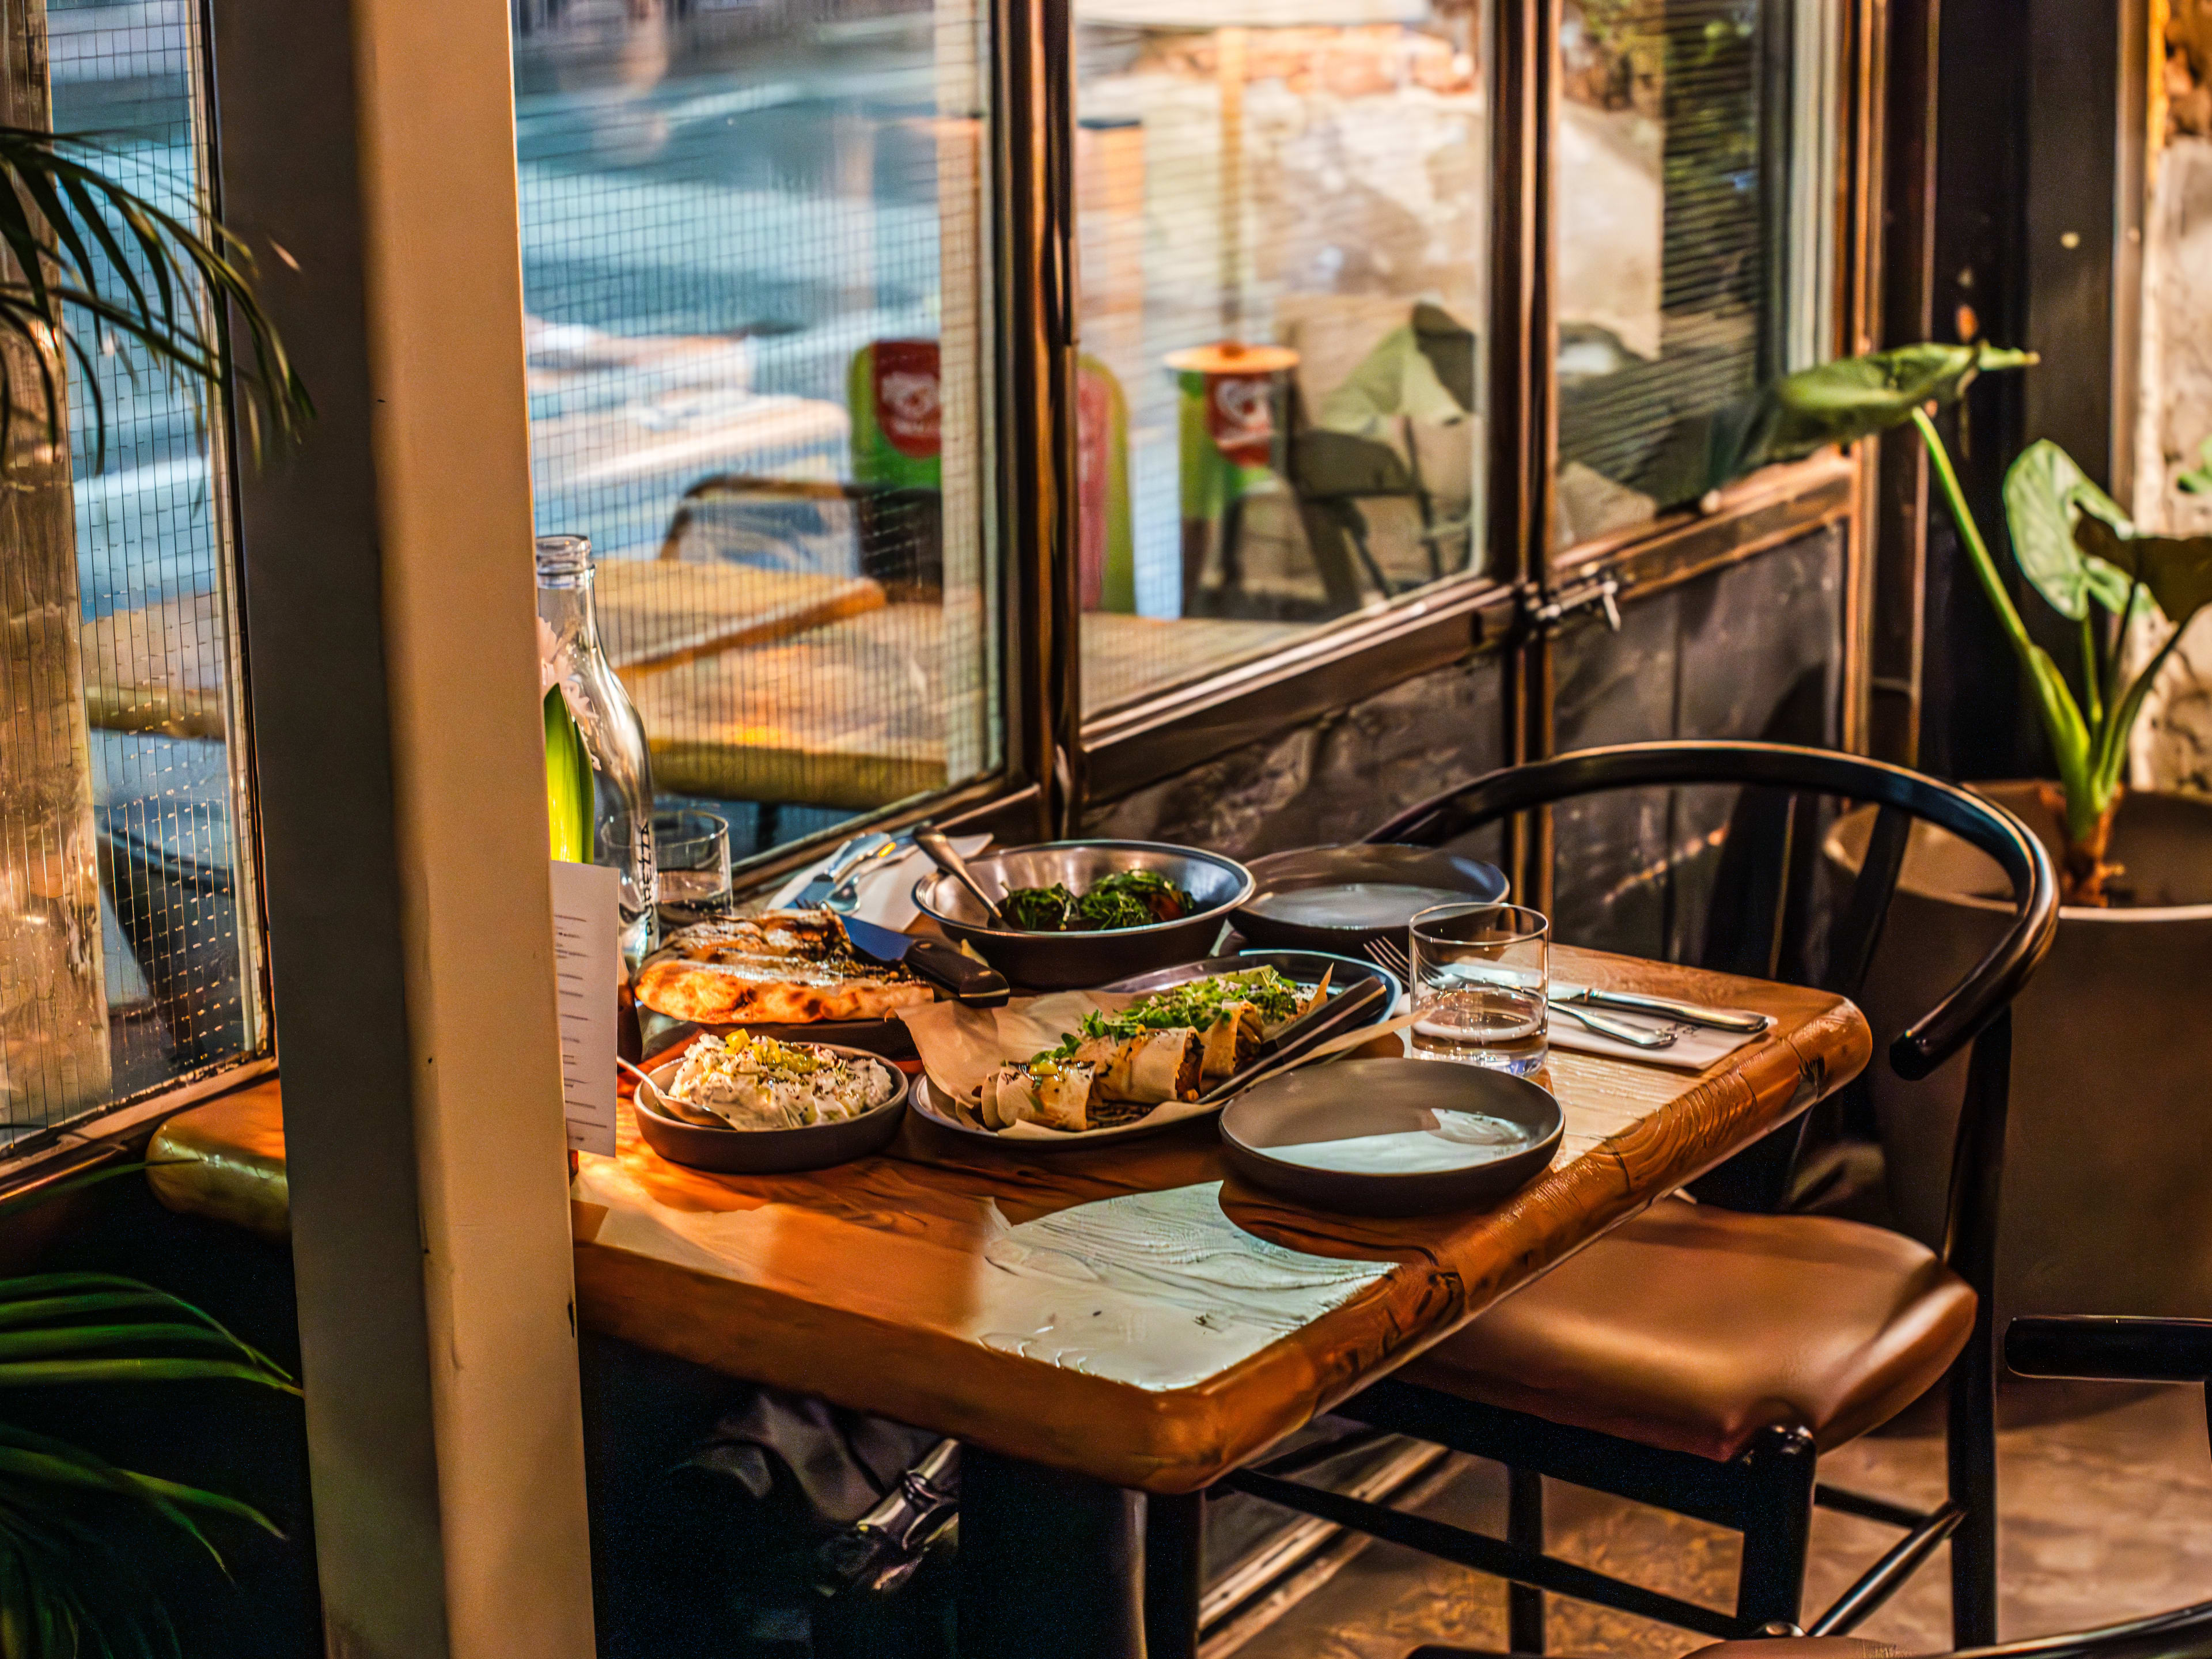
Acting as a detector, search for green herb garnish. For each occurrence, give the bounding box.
[1001,869,1196,933]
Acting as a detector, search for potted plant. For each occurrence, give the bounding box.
[1718,342,2212,1328]
[0,124,309,1655]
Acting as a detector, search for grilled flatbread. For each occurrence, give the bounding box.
[633,911,935,1026]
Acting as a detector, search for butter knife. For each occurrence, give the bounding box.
[794,831,892,908]
[1551,983,1770,1034]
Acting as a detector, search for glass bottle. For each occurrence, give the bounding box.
[536,534,657,965]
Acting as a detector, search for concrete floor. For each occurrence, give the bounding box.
[1229,1381,2212,1659]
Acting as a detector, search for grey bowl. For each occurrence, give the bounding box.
[1221,1058,1562,1217]
[632,1045,910,1174]
[1233,843,1509,952]
[911,840,1255,990]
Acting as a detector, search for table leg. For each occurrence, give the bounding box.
[1144,1490,1205,1659]
[958,1448,1146,1659]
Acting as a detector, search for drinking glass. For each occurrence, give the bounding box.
[1408,903,1550,1074]
[652,809,732,927]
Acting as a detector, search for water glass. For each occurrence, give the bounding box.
[1408,903,1550,1075]
[653,809,732,926]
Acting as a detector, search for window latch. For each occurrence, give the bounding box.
[1521,574,1623,632]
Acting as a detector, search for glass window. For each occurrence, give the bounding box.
[1073,0,1493,718]
[1553,0,1838,546]
[0,0,270,1142]
[512,0,1000,865]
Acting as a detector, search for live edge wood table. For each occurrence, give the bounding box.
[146,948,1869,1659]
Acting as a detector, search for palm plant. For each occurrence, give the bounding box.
[0,1169,295,1657]
[0,124,309,1656]
[0,123,310,470]
[1714,343,2212,905]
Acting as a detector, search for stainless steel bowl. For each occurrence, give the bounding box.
[911,840,1255,990]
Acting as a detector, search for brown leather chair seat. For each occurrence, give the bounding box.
[1398,1198,1977,1463]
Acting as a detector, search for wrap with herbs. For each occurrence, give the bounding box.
[985,966,1331,1131]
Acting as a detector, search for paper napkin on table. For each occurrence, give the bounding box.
[1544,1007,1769,1071]
[1385,990,1770,1073]
[767,834,991,932]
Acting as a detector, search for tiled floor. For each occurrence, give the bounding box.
[1231,1381,2212,1659]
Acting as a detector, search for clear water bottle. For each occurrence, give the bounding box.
[536,534,657,965]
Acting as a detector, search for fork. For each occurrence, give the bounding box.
[1363,935,1412,981]
[1366,934,1678,1049]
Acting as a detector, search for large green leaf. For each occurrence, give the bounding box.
[2073,516,2212,631]
[2001,440,2134,620]
[1760,342,2036,464]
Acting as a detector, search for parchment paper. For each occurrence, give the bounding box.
[898,990,1230,1141]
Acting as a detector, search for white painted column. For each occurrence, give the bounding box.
[213,0,598,1650]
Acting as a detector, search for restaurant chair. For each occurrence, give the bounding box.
[1406,1313,2212,1659]
[1202,743,2058,1655]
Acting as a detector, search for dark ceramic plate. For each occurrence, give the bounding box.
[639,1010,918,1063]
[632,1044,910,1175]
[1220,1058,1562,1217]
[1232,844,1509,952]
[905,952,1401,1151]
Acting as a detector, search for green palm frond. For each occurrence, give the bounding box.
[0,1175,295,1657]
[0,123,312,474]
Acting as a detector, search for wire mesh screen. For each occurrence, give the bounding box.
[1074,3,1491,719]
[513,0,998,865]
[1552,0,1832,546]
[0,0,268,1141]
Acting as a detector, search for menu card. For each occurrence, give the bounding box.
[550,859,620,1157]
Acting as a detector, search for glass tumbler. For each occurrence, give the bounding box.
[1408,903,1551,1075]
[653,809,732,929]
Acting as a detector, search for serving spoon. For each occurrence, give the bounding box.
[914,823,1007,927]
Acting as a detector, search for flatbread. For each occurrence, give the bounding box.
[633,911,936,1026]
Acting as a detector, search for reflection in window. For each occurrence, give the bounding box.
[1554,0,1836,546]
[513,0,999,863]
[13,0,268,1131]
[1074,2,1491,717]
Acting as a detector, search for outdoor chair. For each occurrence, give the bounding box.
[1408,1312,2212,1659]
[1194,743,2058,1656]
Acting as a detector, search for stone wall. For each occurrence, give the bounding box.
[2133,6,2212,794]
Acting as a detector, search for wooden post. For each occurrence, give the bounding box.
[211,0,598,1651]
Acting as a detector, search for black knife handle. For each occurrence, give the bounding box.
[906,938,1011,1007]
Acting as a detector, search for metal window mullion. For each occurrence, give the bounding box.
[993,0,1080,838]
[1488,0,1558,901]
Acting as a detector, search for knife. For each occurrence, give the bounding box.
[839,912,1011,1008]
[1551,983,1770,1034]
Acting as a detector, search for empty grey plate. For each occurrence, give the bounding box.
[632,1046,910,1175]
[1220,1059,1562,1217]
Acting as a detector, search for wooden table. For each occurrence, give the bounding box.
[80,563,884,740]
[148,948,1868,1657]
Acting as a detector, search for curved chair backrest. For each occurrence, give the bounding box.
[1366,741,2058,1085]
[1367,742,2059,1281]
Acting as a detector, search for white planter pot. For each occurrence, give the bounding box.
[1825,783,2212,1330]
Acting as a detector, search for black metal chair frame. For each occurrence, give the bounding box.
[1402,1315,2212,1659]
[1196,743,2059,1655]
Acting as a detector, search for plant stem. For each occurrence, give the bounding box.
[1911,408,2039,657]
[2079,610,2104,729]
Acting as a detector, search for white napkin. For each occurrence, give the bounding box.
[767,834,991,932]
[1544,1005,1768,1071]
[1385,990,1770,1073]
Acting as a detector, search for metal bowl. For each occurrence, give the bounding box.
[632,1046,910,1174]
[911,840,1255,990]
